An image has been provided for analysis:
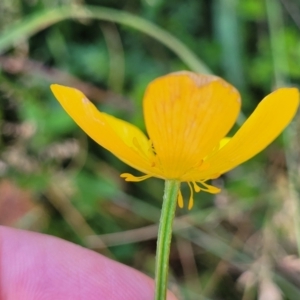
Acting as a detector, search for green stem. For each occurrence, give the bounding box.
[155,180,180,300]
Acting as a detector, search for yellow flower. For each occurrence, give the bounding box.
[51,71,299,209]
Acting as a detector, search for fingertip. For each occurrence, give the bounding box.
[0,226,178,299]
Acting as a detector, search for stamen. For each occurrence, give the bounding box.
[192,181,201,192]
[197,181,221,194]
[120,173,152,182]
[187,182,194,210]
[177,189,184,208]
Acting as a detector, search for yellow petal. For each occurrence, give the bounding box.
[200,87,299,178]
[102,113,153,161]
[219,137,231,149]
[143,71,241,179]
[50,84,161,176]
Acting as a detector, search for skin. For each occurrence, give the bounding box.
[0,226,177,300]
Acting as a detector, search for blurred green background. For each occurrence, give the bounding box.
[1,0,300,299]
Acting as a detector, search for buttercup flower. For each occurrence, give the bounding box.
[51,71,299,209]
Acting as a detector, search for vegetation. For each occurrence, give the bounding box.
[1,0,300,299]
